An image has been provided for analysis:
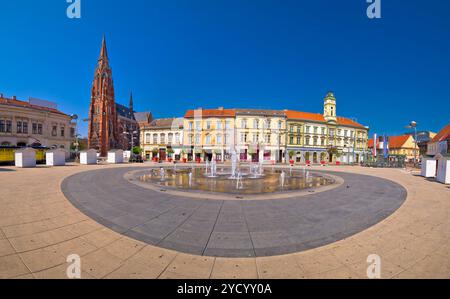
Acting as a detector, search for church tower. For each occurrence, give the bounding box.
[88,37,119,156]
[323,91,337,123]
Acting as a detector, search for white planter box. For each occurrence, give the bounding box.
[421,158,436,178]
[436,157,450,184]
[46,149,66,166]
[15,148,36,168]
[80,150,97,165]
[108,150,124,164]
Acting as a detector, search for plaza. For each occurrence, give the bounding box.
[1,162,449,279]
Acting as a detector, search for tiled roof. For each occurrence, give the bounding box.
[431,124,450,143]
[134,112,152,123]
[285,110,366,128]
[234,108,285,117]
[369,135,412,149]
[0,96,69,116]
[116,103,135,120]
[145,118,182,129]
[184,109,235,118]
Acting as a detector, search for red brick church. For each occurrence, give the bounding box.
[88,37,152,156]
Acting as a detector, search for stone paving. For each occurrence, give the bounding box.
[61,167,406,258]
[0,163,449,279]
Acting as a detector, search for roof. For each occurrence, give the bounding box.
[184,108,235,118]
[134,112,153,123]
[368,135,412,149]
[234,108,285,117]
[115,103,135,120]
[431,124,450,143]
[285,110,366,128]
[144,118,183,129]
[0,95,70,116]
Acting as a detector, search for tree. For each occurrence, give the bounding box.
[132,146,142,155]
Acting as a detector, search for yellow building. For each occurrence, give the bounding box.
[285,92,369,164]
[183,108,236,162]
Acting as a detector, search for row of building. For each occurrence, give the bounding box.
[139,92,370,164]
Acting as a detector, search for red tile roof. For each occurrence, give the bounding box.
[431,124,450,143]
[0,96,68,116]
[184,108,236,118]
[285,110,366,128]
[368,135,412,149]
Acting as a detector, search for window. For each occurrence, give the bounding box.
[266,119,271,129]
[224,134,228,145]
[160,133,166,144]
[314,127,318,134]
[322,127,326,135]
[70,127,75,138]
[290,136,294,144]
[290,126,294,133]
[225,120,231,129]
[242,119,247,129]
[331,107,334,116]
[188,122,193,130]
[195,134,200,144]
[205,134,211,145]
[313,137,318,146]
[17,121,22,133]
[305,136,310,145]
[153,134,158,144]
[344,130,348,137]
[5,120,12,133]
[297,137,301,144]
[306,126,310,133]
[206,121,211,130]
[196,121,201,131]
[23,122,28,134]
[278,121,282,129]
[168,133,173,144]
[217,134,222,145]
[175,133,180,144]
[254,119,259,129]
[321,138,325,146]
[52,125,57,137]
[0,120,4,133]
[266,134,271,144]
[188,134,193,145]
[240,133,248,143]
[32,123,37,134]
[145,133,151,143]
[61,127,65,137]
[216,121,222,130]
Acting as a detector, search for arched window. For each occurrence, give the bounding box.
[205,134,211,145]
[160,133,166,144]
[168,133,173,144]
[145,133,151,143]
[153,134,158,144]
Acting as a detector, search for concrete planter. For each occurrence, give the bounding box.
[15,148,36,168]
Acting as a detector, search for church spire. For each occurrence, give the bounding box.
[129,92,134,112]
[98,35,109,64]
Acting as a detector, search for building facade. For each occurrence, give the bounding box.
[140,118,184,161]
[87,37,147,156]
[183,108,236,162]
[234,109,286,163]
[427,124,450,156]
[286,92,369,164]
[0,94,76,151]
[369,134,417,162]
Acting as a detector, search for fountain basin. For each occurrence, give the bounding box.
[139,167,334,195]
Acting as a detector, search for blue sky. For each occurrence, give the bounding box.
[0,0,449,137]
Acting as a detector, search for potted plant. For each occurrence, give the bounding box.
[167,148,174,162]
[152,148,159,162]
[288,150,295,166]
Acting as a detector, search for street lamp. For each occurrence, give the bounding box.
[70,114,79,162]
[405,121,418,167]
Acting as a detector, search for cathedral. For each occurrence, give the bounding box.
[87,37,152,156]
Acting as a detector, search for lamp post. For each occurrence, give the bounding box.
[123,129,138,159]
[406,121,418,167]
[70,114,79,161]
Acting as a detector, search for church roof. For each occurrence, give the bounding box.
[115,103,135,120]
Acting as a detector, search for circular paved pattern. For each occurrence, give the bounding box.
[61,167,407,258]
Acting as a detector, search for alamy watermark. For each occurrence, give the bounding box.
[66,0,81,19]
[66,254,81,279]
[366,254,381,279]
[367,0,381,19]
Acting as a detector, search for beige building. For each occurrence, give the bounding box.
[234,109,286,163]
[140,118,184,161]
[0,94,76,151]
